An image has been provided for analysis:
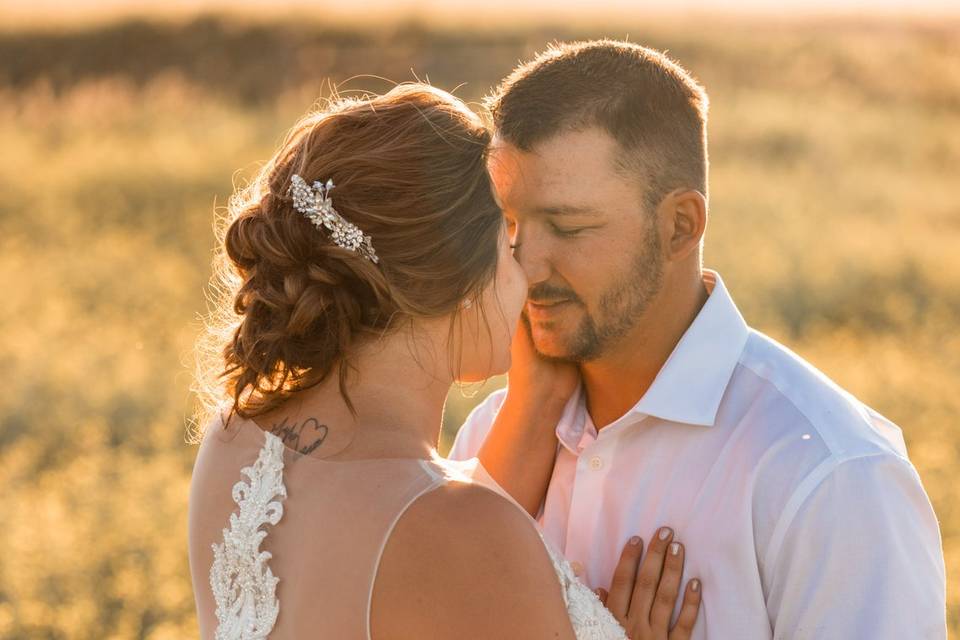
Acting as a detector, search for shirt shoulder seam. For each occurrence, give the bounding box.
[761,450,911,573]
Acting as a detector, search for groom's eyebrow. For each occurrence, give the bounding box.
[534,204,601,217]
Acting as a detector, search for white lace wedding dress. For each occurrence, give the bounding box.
[207,430,628,639]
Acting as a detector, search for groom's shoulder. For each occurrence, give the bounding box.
[735,328,908,463]
[732,331,943,582]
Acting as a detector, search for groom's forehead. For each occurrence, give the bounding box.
[488,130,633,203]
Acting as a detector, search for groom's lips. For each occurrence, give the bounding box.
[526,299,573,322]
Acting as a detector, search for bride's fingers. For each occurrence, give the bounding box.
[649,540,684,632]
[629,527,674,621]
[511,314,537,361]
[605,536,644,622]
[668,580,702,640]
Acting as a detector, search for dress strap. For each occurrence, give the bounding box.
[209,430,288,640]
[364,460,447,640]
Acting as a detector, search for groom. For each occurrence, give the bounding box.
[449,40,946,638]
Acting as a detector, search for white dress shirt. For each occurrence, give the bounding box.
[449,269,946,639]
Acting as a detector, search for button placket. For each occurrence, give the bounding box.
[564,439,610,589]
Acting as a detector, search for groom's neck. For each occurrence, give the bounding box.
[580,269,709,430]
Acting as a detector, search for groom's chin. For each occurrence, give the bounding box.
[523,305,585,362]
[529,322,578,362]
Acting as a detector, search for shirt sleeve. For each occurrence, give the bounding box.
[447,388,508,461]
[764,453,947,639]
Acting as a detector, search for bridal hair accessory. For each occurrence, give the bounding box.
[288,174,379,264]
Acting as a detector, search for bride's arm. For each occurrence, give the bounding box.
[476,388,567,516]
[477,318,579,517]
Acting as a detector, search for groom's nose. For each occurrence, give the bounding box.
[513,228,554,286]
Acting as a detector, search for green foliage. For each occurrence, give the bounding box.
[1,15,957,638]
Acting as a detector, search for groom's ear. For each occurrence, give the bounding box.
[661,189,707,262]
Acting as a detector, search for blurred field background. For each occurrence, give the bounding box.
[0,1,957,637]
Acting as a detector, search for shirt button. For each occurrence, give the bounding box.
[570,561,584,577]
[588,456,604,470]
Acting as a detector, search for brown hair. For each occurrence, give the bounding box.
[191,84,501,438]
[486,40,709,214]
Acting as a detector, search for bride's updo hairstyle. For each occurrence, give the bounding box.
[193,84,502,434]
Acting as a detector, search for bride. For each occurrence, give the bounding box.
[188,83,702,639]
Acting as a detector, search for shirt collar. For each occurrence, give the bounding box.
[555,381,589,453]
[632,269,749,427]
[555,269,749,451]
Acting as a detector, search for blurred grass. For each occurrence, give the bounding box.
[0,14,957,638]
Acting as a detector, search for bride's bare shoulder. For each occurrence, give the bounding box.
[370,481,576,640]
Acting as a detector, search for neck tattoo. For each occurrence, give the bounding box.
[269,416,329,459]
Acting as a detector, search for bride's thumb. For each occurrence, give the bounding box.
[594,587,609,605]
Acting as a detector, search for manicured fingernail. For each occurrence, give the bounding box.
[629,536,641,546]
[670,542,681,556]
[658,527,672,540]
[691,579,701,592]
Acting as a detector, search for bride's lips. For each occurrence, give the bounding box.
[526,299,574,322]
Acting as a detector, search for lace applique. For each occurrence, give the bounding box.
[542,536,628,640]
[210,431,287,640]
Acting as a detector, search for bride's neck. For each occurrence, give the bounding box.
[257,323,453,460]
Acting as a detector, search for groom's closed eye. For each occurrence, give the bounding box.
[549,222,603,237]
[534,204,602,217]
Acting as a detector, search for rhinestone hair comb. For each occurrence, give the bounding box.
[288,174,379,264]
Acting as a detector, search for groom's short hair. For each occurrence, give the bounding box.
[486,40,709,214]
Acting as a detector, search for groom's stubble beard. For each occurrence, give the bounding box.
[525,220,665,363]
